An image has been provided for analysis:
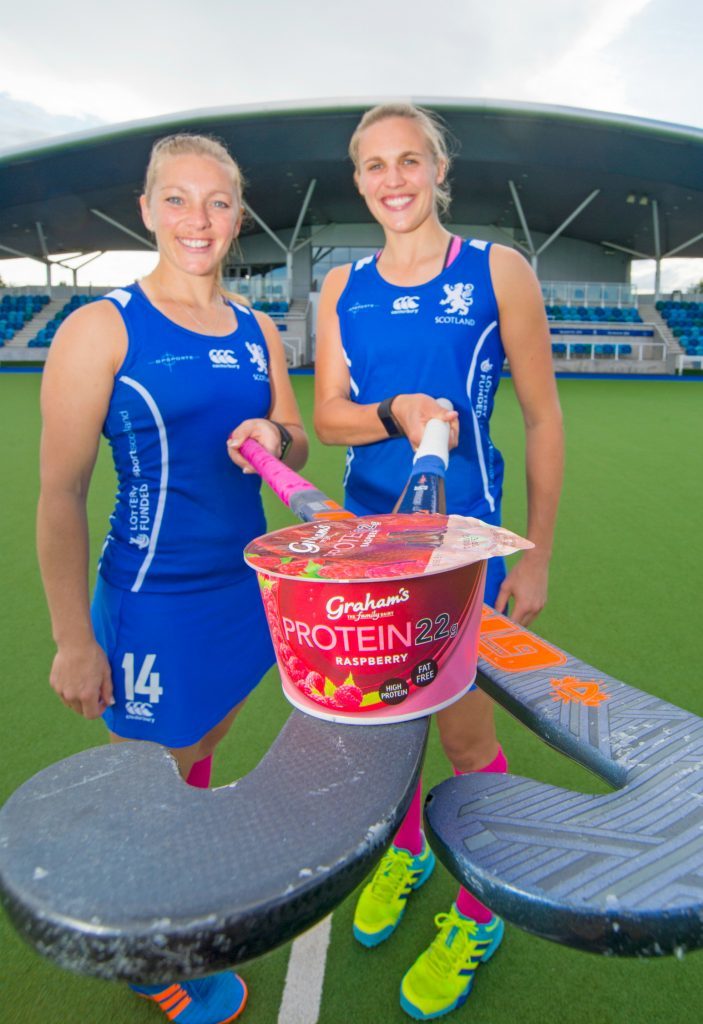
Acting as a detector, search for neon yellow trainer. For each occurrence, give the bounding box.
[353,839,436,947]
[400,905,504,1020]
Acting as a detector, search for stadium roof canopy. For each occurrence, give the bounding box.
[0,97,702,265]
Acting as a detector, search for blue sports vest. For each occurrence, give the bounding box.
[337,239,505,520]
[98,284,271,593]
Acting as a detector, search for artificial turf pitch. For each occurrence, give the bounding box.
[1,372,701,1023]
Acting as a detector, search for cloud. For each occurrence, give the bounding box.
[521,0,655,116]
[631,258,703,294]
[0,91,102,149]
[1,0,699,129]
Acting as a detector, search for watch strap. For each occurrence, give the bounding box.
[377,396,404,438]
[271,421,293,461]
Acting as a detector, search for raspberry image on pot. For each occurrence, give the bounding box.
[332,683,364,710]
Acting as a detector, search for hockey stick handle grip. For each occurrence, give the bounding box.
[239,438,317,507]
[413,398,453,469]
[239,438,352,522]
[241,399,453,520]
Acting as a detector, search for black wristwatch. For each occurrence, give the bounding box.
[271,421,293,460]
[377,396,404,438]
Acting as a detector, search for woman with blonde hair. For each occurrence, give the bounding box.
[38,132,307,1023]
[314,103,563,1020]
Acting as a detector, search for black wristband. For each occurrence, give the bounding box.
[271,421,293,461]
[377,396,404,438]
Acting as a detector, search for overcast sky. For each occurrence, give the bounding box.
[1,0,701,290]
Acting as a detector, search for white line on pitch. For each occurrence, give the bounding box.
[277,914,332,1024]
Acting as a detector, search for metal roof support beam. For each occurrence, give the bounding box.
[536,190,601,259]
[651,199,662,303]
[605,218,703,302]
[0,242,46,262]
[312,246,334,265]
[65,250,104,271]
[35,221,50,260]
[289,179,316,252]
[293,223,331,254]
[90,209,156,250]
[242,201,288,254]
[665,229,703,258]
[55,250,104,289]
[601,240,651,260]
[489,225,532,258]
[245,182,318,301]
[35,222,51,290]
[508,181,536,266]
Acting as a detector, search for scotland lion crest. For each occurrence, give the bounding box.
[440,283,474,317]
[246,341,268,374]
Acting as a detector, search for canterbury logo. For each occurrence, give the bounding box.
[125,701,154,718]
[392,295,420,312]
[209,349,239,367]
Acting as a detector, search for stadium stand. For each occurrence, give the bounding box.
[252,300,290,316]
[0,289,693,375]
[27,294,94,348]
[0,291,305,361]
[545,304,642,323]
[545,300,664,369]
[0,293,49,346]
[657,300,703,356]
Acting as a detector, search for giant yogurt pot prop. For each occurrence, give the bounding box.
[245,513,531,724]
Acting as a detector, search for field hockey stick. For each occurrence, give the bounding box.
[236,396,454,520]
[0,406,458,984]
[244,425,703,956]
[424,607,703,956]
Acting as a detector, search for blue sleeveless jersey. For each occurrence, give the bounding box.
[337,239,505,520]
[98,284,272,593]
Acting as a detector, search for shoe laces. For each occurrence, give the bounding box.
[369,847,416,901]
[424,911,484,979]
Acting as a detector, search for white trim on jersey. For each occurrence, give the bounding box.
[342,345,359,397]
[465,321,498,514]
[469,239,489,251]
[106,288,133,308]
[343,446,354,489]
[354,255,375,271]
[118,376,170,593]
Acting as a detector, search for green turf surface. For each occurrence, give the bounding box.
[1,373,701,1023]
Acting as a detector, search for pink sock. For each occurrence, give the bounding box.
[392,779,424,855]
[186,755,213,789]
[454,748,508,922]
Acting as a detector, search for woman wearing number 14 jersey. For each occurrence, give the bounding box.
[37,134,307,1024]
[314,104,564,1020]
